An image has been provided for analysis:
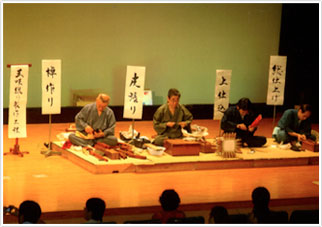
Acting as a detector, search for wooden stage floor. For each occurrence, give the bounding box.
[2,119,320,223]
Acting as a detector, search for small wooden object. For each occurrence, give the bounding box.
[301,140,319,152]
[164,139,201,156]
[200,141,216,153]
[94,143,120,160]
[217,133,242,158]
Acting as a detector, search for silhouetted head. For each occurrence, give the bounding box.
[18,200,42,224]
[159,189,181,211]
[252,187,270,208]
[209,206,228,224]
[84,198,106,222]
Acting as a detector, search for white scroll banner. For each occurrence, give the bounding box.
[42,59,61,114]
[123,65,146,119]
[266,56,287,105]
[8,65,29,138]
[213,69,232,120]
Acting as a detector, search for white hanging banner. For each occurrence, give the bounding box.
[213,69,232,120]
[8,65,29,138]
[123,65,146,119]
[266,56,287,105]
[42,59,61,114]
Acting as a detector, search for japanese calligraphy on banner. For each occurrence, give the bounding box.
[42,59,61,114]
[8,65,29,138]
[266,56,287,105]
[123,65,146,119]
[213,69,232,120]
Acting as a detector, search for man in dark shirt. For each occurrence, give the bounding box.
[272,104,316,146]
[220,98,266,147]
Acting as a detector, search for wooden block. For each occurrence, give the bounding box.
[94,144,120,159]
[302,140,319,152]
[164,139,200,156]
[104,149,121,160]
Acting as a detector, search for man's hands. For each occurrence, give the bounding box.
[85,126,104,138]
[166,122,187,128]
[237,123,247,131]
[297,134,306,141]
[85,125,94,134]
[237,124,256,132]
[289,131,307,142]
[166,122,176,127]
[93,130,104,138]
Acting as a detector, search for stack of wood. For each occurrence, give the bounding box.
[94,142,147,160]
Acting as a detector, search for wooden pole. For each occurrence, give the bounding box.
[41,114,61,157]
[273,105,276,127]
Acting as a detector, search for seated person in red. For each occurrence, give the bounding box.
[152,189,185,223]
[220,98,266,147]
[153,88,193,146]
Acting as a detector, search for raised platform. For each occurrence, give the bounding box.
[52,138,319,174]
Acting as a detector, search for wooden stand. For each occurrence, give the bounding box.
[41,114,61,157]
[4,138,29,157]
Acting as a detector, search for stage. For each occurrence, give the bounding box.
[51,138,318,174]
[2,119,320,223]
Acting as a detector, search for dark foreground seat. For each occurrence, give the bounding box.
[124,219,162,224]
[167,216,205,224]
[290,209,319,224]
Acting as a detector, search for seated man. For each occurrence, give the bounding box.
[69,93,118,147]
[272,104,316,148]
[220,98,266,147]
[153,88,193,146]
[83,198,106,224]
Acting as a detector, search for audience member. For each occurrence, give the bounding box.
[152,189,185,223]
[209,206,229,224]
[18,200,42,224]
[248,186,271,223]
[83,197,106,224]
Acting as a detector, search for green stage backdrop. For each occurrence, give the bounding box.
[3,3,282,107]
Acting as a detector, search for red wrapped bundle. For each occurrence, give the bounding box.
[250,114,262,128]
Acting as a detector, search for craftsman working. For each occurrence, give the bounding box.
[68,93,118,147]
[220,98,266,147]
[272,104,316,151]
[153,88,193,146]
